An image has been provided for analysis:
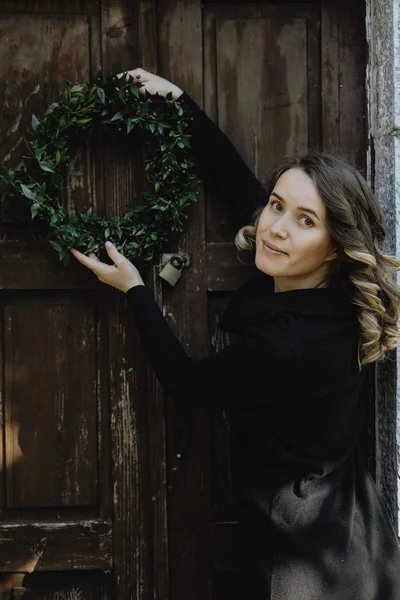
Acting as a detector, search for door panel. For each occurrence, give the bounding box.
[0,1,147,598]
[200,1,366,595]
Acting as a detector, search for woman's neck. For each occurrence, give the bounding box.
[273,273,330,293]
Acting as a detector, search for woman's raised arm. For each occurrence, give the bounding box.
[119,68,269,225]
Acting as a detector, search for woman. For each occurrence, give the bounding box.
[71,69,400,599]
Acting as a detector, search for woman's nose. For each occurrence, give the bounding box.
[269,216,288,239]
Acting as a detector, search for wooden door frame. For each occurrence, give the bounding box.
[366,0,400,533]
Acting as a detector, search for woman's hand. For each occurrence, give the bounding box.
[70,242,144,293]
[117,68,183,101]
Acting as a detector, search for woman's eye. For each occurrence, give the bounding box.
[299,216,314,227]
[270,200,282,211]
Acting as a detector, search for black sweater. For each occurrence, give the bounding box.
[125,93,400,600]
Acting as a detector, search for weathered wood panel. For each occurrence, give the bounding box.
[321,0,340,152]
[157,0,212,598]
[0,2,130,598]
[4,303,97,508]
[204,2,319,244]
[338,0,366,170]
[203,0,367,591]
[0,520,112,571]
[0,8,103,229]
[0,2,99,14]
[206,243,257,292]
[0,242,101,289]
[101,1,154,599]
[216,17,308,177]
[137,3,170,599]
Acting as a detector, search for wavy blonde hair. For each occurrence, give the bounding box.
[235,153,400,366]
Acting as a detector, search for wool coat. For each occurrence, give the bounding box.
[125,93,400,599]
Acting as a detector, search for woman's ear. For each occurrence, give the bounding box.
[326,247,338,262]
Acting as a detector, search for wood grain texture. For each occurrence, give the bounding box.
[0,10,101,228]
[216,17,308,176]
[203,2,367,593]
[137,5,170,599]
[101,3,153,598]
[204,3,317,243]
[0,3,126,597]
[4,303,97,508]
[0,1,99,14]
[157,0,212,598]
[143,262,169,600]
[206,243,257,292]
[0,242,102,289]
[0,520,112,571]
[338,0,366,170]
[321,0,340,152]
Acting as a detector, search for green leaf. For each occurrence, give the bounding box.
[148,123,156,134]
[110,112,124,122]
[31,202,41,218]
[50,241,63,252]
[76,118,92,124]
[127,118,135,135]
[39,161,55,173]
[34,147,46,159]
[55,150,61,164]
[129,84,140,99]
[45,102,59,115]
[71,84,84,94]
[20,183,36,200]
[97,88,106,104]
[32,115,40,130]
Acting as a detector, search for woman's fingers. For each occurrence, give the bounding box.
[70,249,114,278]
[117,68,148,82]
[70,245,143,292]
[116,68,147,96]
[104,241,125,265]
[70,248,99,270]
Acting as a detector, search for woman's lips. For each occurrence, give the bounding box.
[262,241,288,255]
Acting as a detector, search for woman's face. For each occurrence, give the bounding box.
[255,168,336,291]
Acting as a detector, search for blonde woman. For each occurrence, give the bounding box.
[71,69,400,600]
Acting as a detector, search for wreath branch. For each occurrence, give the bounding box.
[0,71,200,264]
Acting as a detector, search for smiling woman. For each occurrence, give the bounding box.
[236,152,400,366]
[252,168,336,290]
[71,69,400,600]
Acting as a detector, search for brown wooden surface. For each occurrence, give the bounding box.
[101,2,154,599]
[157,1,212,598]
[0,0,367,598]
[0,1,143,598]
[203,0,367,587]
[5,303,97,508]
[0,521,112,571]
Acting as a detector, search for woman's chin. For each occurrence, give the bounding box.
[255,254,286,277]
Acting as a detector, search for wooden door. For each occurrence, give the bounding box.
[155,0,366,598]
[0,1,156,598]
[0,1,367,599]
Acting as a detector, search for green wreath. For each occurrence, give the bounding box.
[0,71,200,264]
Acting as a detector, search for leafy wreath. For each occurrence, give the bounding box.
[0,72,200,264]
